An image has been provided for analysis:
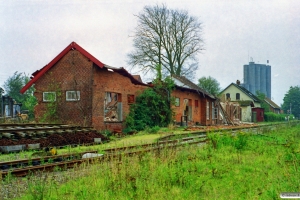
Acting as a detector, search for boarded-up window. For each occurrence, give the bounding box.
[195,100,199,107]
[189,99,192,107]
[104,92,122,121]
[127,94,135,104]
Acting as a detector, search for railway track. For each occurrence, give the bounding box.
[0,123,106,152]
[0,150,99,177]
[1,121,299,178]
[0,123,94,139]
[1,135,207,178]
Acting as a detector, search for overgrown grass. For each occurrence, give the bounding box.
[4,123,299,200]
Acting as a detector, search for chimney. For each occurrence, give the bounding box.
[236,80,240,85]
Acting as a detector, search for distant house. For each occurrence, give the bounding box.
[264,97,281,114]
[220,81,264,122]
[171,75,225,126]
[20,42,148,131]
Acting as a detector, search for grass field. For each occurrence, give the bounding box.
[2,122,300,200]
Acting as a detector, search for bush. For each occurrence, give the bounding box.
[124,78,174,132]
[99,130,112,138]
[146,126,160,134]
[264,112,288,122]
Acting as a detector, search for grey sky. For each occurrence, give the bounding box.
[0,0,299,105]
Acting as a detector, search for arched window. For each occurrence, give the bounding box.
[226,93,230,100]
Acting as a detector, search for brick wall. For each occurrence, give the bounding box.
[34,49,94,126]
[33,49,149,131]
[32,48,220,130]
[171,88,219,126]
[92,67,148,130]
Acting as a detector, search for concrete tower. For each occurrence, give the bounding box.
[243,61,271,98]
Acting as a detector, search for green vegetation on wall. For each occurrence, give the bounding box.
[124,77,175,133]
[40,79,62,123]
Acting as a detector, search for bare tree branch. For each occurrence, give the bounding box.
[127,4,204,79]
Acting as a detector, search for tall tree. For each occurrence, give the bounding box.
[282,86,300,118]
[197,76,221,96]
[3,71,37,118]
[128,4,204,79]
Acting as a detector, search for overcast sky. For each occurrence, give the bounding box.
[0,0,299,105]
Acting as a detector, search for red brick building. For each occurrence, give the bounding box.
[21,42,224,130]
[171,76,223,126]
[20,42,148,131]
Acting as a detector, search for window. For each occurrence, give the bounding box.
[195,100,199,107]
[43,92,56,102]
[127,94,135,104]
[226,93,230,100]
[212,102,215,119]
[236,93,240,100]
[175,97,180,107]
[206,101,210,120]
[214,103,218,119]
[183,99,192,120]
[66,91,80,101]
[104,92,122,121]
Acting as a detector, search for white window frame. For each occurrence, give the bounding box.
[43,92,56,102]
[175,97,180,107]
[212,102,215,119]
[206,101,210,120]
[214,105,218,120]
[66,91,80,101]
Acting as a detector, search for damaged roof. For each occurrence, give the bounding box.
[20,42,147,94]
[172,75,216,99]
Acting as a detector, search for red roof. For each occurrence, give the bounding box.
[20,42,147,93]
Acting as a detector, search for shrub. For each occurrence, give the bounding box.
[124,77,175,132]
[146,126,160,134]
[264,112,286,122]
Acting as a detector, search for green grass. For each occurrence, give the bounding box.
[3,123,298,200]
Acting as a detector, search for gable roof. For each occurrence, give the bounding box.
[221,83,260,102]
[20,42,147,93]
[264,97,281,109]
[172,75,216,99]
